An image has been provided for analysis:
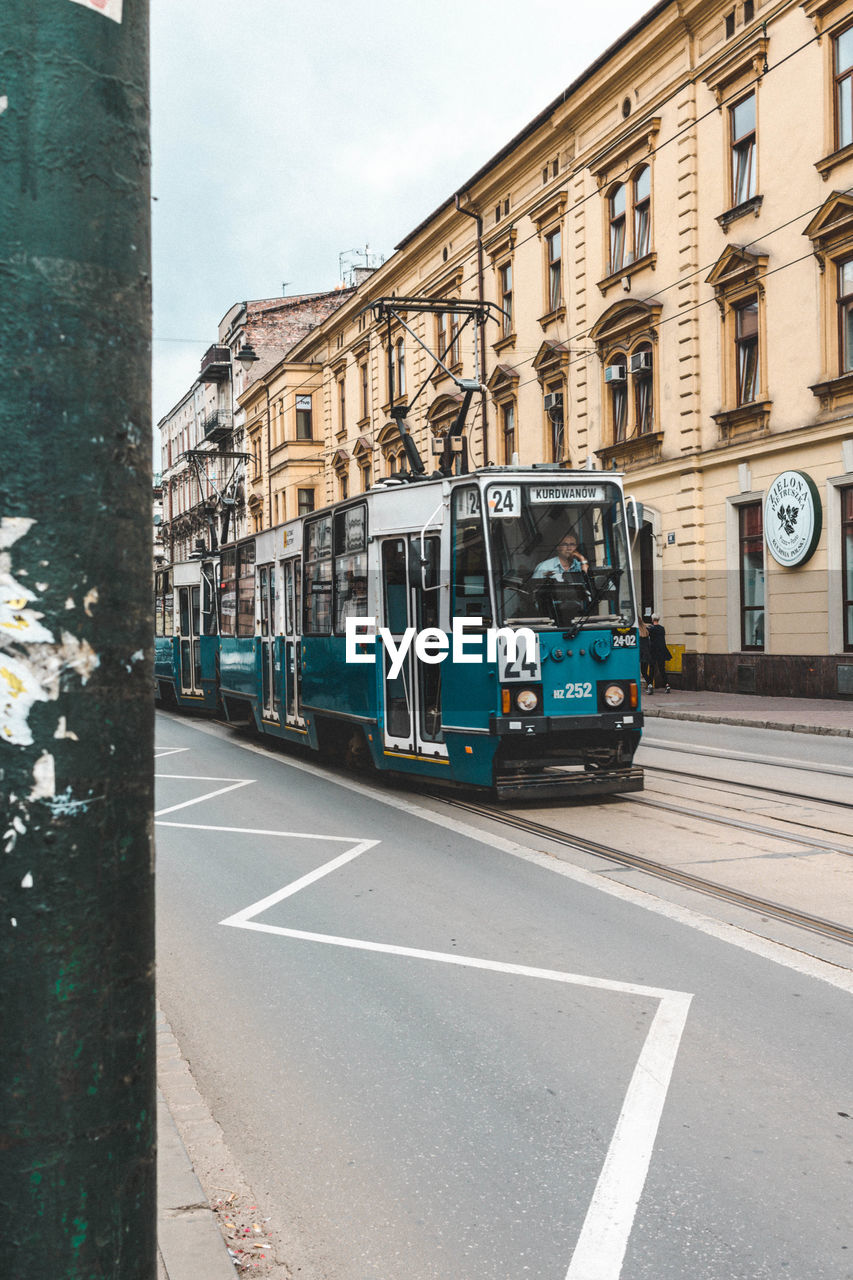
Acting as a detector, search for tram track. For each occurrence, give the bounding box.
[428,793,853,950]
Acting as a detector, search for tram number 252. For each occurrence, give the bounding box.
[553,683,593,700]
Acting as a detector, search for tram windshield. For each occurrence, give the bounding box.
[484,479,635,629]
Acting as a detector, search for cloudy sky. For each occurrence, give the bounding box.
[151,0,656,460]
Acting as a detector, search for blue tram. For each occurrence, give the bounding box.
[155,466,645,799]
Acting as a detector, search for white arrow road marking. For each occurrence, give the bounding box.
[211,833,692,1280]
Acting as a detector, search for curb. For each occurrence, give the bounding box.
[157,1011,237,1280]
[643,708,853,737]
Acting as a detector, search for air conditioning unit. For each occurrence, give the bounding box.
[544,391,564,418]
[629,351,652,374]
[604,364,626,384]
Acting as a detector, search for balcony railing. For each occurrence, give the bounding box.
[201,409,233,443]
[199,345,232,382]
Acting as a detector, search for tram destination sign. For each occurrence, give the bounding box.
[529,483,606,504]
[763,469,822,567]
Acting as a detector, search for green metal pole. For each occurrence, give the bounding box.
[0,2,154,1276]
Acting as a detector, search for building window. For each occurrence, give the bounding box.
[838,259,853,373]
[360,459,371,491]
[360,362,369,420]
[295,394,312,441]
[744,0,754,21]
[394,337,406,399]
[608,354,628,442]
[501,401,516,463]
[633,166,651,259]
[545,228,562,312]
[632,343,654,435]
[835,24,853,151]
[499,262,513,337]
[735,297,759,404]
[298,487,315,516]
[337,378,346,434]
[725,8,735,38]
[739,502,764,650]
[609,184,626,274]
[730,91,756,207]
[544,385,564,461]
[339,473,348,501]
[843,486,853,650]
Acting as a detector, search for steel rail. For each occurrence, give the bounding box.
[431,795,853,949]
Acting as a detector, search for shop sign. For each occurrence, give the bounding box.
[763,470,822,567]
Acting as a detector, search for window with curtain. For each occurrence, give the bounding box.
[633,344,653,434]
[838,260,853,372]
[501,401,516,462]
[499,262,513,336]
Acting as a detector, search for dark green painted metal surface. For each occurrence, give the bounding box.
[0,1,154,1275]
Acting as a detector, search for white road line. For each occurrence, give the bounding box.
[154,747,189,759]
[175,716,853,994]
[154,779,255,817]
[155,774,252,782]
[217,838,691,1280]
[566,991,692,1280]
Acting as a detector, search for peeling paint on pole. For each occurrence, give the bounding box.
[0,2,154,1276]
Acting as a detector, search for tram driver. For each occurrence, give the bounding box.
[533,531,589,580]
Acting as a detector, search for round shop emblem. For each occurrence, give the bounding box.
[763,470,822,567]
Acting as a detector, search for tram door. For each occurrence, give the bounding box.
[379,536,447,759]
[258,564,279,722]
[177,585,202,696]
[282,558,304,728]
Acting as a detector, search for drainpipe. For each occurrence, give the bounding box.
[454,194,489,466]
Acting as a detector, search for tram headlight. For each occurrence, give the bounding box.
[516,688,539,713]
[602,684,625,708]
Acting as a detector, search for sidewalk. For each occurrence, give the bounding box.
[642,687,853,737]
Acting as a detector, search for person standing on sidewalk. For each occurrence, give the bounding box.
[638,616,652,689]
[647,614,672,693]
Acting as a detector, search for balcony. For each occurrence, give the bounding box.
[199,345,233,382]
[201,409,233,444]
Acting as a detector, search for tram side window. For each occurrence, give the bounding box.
[452,487,491,621]
[155,571,173,636]
[237,543,255,636]
[334,504,368,632]
[220,550,237,637]
[303,516,332,634]
[201,568,217,635]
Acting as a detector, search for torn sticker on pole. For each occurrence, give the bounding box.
[68,0,123,23]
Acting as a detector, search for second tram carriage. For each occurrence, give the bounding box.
[155,465,645,799]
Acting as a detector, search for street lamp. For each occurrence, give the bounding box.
[235,341,259,369]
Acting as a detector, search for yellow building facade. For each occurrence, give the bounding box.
[242,0,853,698]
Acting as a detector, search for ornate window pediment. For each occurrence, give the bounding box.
[352,434,372,459]
[332,448,349,470]
[486,363,520,397]
[484,226,517,262]
[529,190,568,231]
[703,31,769,103]
[589,298,661,348]
[705,244,768,297]
[801,0,853,36]
[804,190,853,265]
[532,340,571,381]
[589,117,661,190]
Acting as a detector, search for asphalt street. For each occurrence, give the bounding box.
[155,711,853,1280]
